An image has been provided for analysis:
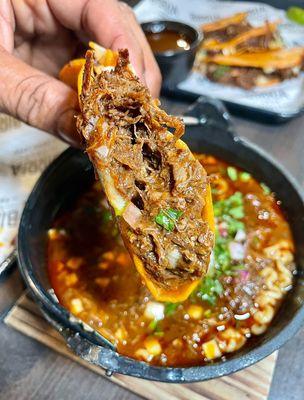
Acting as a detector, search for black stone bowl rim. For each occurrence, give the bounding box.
[141,20,201,57]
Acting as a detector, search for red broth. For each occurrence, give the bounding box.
[47,155,295,366]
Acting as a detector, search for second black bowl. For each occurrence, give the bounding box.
[142,20,201,89]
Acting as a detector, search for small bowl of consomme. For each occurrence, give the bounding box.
[142,20,201,88]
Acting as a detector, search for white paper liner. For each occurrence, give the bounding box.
[0,114,66,263]
[135,0,304,115]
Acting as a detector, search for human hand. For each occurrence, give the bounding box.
[0,0,161,147]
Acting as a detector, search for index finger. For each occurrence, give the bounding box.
[48,0,146,83]
[118,2,162,97]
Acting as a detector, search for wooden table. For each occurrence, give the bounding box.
[0,96,303,400]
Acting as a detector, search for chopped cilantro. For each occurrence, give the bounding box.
[199,276,223,305]
[101,209,113,223]
[155,212,174,231]
[232,264,246,271]
[214,234,231,271]
[240,172,251,182]
[260,182,271,195]
[214,192,244,218]
[164,302,180,316]
[148,319,158,331]
[222,215,245,236]
[196,191,247,306]
[166,209,183,220]
[227,166,238,181]
[148,319,164,337]
[148,320,164,336]
[155,208,183,232]
[213,65,231,80]
[229,205,244,219]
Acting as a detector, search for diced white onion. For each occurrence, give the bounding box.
[292,66,300,74]
[122,202,142,229]
[99,170,127,215]
[216,325,226,331]
[96,145,109,159]
[167,247,181,269]
[207,251,215,275]
[95,65,115,74]
[228,241,245,261]
[144,302,164,321]
[256,75,269,86]
[235,229,246,242]
[263,67,275,74]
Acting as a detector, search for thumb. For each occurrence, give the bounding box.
[0,46,81,147]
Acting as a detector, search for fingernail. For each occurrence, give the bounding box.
[57,108,84,149]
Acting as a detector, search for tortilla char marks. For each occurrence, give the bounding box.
[81,50,95,99]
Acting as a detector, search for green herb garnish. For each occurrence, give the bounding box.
[232,264,246,271]
[148,320,164,337]
[148,319,158,331]
[197,191,246,305]
[223,215,245,235]
[213,65,231,80]
[164,302,180,316]
[229,205,245,219]
[155,208,183,232]
[199,276,223,305]
[240,172,251,182]
[214,192,243,218]
[155,212,174,231]
[227,166,238,181]
[260,182,271,195]
[101,209,113,223]
[166,209,183,220]
[287,6,304,25]
[214,234,231,272]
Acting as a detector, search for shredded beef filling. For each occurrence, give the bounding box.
[203,21,251,42]
[206,31,280,56]
[78,50,214,289]
[235,31,279,52]
[206,63,299,89]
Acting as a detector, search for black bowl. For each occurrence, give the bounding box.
[18,96,304,382]
[141,20,201,89]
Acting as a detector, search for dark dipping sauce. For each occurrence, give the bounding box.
[47,155,295,367]
[146,30,191,53]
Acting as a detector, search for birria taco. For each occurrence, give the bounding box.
[201,12,251,45]
[204,48,304,89]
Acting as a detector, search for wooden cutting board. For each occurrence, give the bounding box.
[5,293,277,400]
